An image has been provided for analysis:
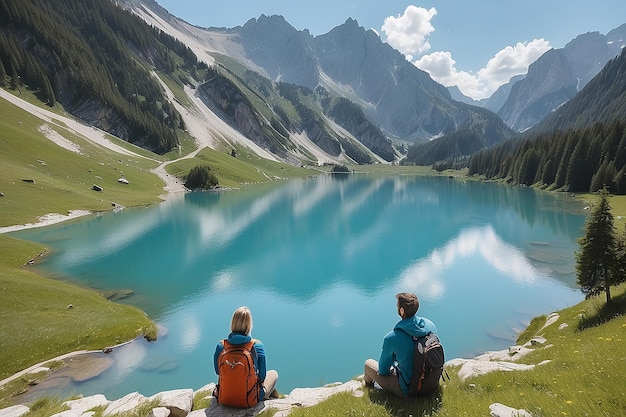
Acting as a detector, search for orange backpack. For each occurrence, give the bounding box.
[216,339,261,408]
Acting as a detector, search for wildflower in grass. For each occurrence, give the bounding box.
[566,400,573,404]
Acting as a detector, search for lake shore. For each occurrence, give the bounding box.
[0,171,584,400]
[1,314,561,416]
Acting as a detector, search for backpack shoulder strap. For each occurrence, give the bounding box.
[397,328,432,340]
[220,339,231,354]
[246,339,258,362]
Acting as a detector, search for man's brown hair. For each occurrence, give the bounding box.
[396,292,419,318]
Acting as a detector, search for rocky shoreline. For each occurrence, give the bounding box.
[0,313,563,417]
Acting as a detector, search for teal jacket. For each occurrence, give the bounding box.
[378,315,437,396]
[214,332,269,400]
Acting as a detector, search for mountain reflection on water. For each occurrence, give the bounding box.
[12,174,587,398]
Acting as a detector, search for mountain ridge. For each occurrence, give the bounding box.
[125,1,512,148]
[497,25,626,132]
[3,0,624,168]
[468,48,626,193]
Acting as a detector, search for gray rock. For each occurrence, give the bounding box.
[187,380,364,417]
[0,405,29,417]
[50,410,95,417]
[528,336,547,346]
[194,383,215,397]
[103,392,146,416]
[148,407,171,417]
[188,401,267,417]
[64,394,109,414]
[489,402,532,417]
[149,389,193,417]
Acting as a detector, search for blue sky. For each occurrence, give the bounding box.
[155,1,626,100]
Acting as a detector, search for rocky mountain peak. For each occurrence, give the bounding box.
[238,14,317,87]
[497,24,626,132]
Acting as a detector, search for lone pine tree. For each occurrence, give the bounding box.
[576,189,621,303]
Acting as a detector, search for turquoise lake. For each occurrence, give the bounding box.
[11,174,588,399]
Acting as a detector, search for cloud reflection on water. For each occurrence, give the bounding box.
[111,341,147,381]
[179,314,202,352]
[397,226,539,300]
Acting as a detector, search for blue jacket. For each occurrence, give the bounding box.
[378,315,437,396]
[214,333,269,400]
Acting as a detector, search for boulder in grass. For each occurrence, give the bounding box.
[103,392,146,416]
[64,394,109,414]
[489,402,532,417]
[147,408,170,417]
[149,389,193,417]
[0,405,29,417]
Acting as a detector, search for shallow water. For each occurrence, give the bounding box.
[12,174,587,399]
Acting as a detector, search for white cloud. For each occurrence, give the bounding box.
[414,39,551,100]
[380,6,551,100]
[381,5,437,58]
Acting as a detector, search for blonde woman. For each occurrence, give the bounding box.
[214,306,278,407]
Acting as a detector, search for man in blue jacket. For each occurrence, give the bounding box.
[364,292,438,397]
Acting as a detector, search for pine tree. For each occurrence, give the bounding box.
[576,188,619,303]
[185,165,219,190]
[615,224,626,285]
[0,57,6,86]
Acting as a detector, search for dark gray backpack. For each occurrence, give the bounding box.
[407,332,445,395]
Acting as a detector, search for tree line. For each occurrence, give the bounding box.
[468,119,626,194]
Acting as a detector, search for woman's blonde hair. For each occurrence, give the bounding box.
[231,306,253,335]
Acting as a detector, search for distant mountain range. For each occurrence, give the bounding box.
[1,0,625,167]
[468,48,626,194]
[453,25,626,132]
[127,0,521,162]
[133,3,514,143]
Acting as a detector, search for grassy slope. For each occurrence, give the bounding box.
[165,144,318,189]
[289,283,626,417]
[0,93,171,403]
[0,237,156,383]
[0,92,165,227]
